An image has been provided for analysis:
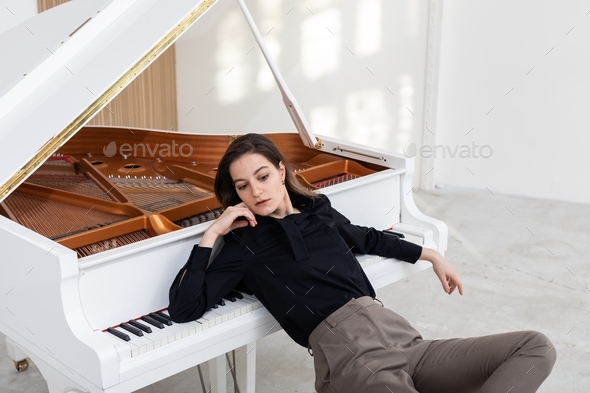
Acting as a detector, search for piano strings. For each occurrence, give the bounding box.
[0,130,380,259]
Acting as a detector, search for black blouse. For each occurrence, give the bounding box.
[168,194,423,347]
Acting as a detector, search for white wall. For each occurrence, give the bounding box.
[435,0,590,204]
[176,0,429,159]
[0,0,37,36]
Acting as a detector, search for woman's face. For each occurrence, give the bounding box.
[229,153,287,217]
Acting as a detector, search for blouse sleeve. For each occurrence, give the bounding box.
[168,235,246,322]
[325,197,423,263]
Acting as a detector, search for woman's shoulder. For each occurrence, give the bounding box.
[291,192,331,210]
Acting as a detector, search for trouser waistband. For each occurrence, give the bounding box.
[308,296,378,348]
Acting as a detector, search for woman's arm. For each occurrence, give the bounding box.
[420,248,464,295]
[168,241,245,322]
[329,203,422,263]
[328,197,463,295]
[168,204,256,322]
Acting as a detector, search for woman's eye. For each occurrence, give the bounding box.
[237,184,247,191]
[260,174,269,181]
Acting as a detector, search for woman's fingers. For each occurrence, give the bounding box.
[212,204,257,236]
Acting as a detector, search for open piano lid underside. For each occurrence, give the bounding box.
[0,0,404,206]
[0,0,222,203]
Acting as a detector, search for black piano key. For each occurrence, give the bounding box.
[120,322,143,337]
[128,319,152,333]
[141,315,165,329]
[149,313,173,326]
[223,293,237,302]
[382,229,405,238]
[217,299,226,306]
[229,290,244,299]
[107,327,130,342]
[156,311,172,322]
[212,304,218,309]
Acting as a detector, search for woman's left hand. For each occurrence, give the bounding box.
[420,248,464,295]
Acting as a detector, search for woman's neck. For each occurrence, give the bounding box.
[268,191,300,219]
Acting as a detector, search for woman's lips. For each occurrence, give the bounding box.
[256,199,270,206]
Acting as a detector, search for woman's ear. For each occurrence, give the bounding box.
[278,161,286,178]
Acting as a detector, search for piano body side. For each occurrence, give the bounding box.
[0,215,120,389]
[0,0,448,389]
[0,126,445,391]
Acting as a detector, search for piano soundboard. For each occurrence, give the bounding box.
[0,129,381,260]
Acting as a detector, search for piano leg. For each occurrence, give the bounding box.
[26,352,100,393]
[208,354,227,393]
[235,342,256,393]
[5,337,29,372]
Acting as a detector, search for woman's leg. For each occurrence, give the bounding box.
[412,331,556,393]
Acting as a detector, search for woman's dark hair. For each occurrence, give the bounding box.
[214,133,317,208]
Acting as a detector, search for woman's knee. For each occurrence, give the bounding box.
[523,330,557,374]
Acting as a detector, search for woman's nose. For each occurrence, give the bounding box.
[250,183,262,196]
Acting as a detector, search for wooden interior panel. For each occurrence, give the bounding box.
[38,0,178,131]
[4,126,384,258]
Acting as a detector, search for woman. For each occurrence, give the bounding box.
[168,134,556,393]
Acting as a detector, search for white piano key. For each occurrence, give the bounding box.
[106,328,140,357]
[231,298,253,315]
[201,309,222,326]
[218,302,239,320]
[162,310,213,332]
[240,293,262,310]
[114,327,153,355]
[136,321,169,348]
[159,320,184,342]
[161,310,208,333]
[97,330,132,361]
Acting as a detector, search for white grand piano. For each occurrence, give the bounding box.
[0,0,447,392]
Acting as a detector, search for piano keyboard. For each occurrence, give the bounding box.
[101,291,261,357]
[174,207,224,228]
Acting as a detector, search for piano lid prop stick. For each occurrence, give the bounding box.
[235,0,318,150]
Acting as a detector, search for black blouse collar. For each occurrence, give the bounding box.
[252,193,322,261]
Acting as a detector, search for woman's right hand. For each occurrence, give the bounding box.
[199,202,257,247]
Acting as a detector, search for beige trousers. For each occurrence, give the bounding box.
[308,297,556,393]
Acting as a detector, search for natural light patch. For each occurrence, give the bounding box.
[405,0,419,37]
[310,105,338,137]
[216,10,248,104]
[398,74,414,131]
[355,0,381,57]
[395,74,414,152]
[344,89,391,147]
[301,9,341,79]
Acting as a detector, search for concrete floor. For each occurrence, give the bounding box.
[1,186,588,392]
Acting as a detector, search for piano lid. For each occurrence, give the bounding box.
[0,0,401,204]
[0,0,226,203]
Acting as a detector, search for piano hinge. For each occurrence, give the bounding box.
[314,138,323,149]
